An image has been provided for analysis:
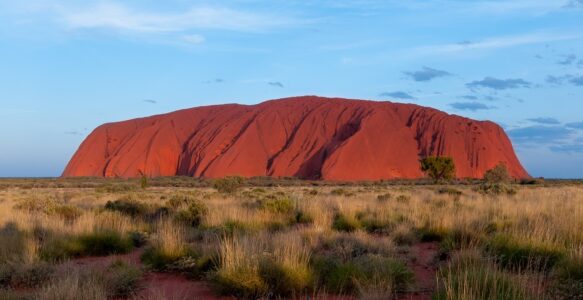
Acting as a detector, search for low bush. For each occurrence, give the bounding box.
[53,205,83,222]
[396,195,411,203]
[330,188,354,197]
[166,254,216,279]
[213,265,268,298]
[40,231,133,261]
[175,200,208,227]
[259,257,313,297]
[315,233,394,261]
[356,212,395,234]
[555,249,583,280]
[166,194,199,209]
[477,183,517,196]
[312,254,412,295]
[259,197,294,214]
[294,210,314,224]
[0,262,54,289]
[376,193,391,202]
[104,197,148,217]
[332,213,361,232]
[105,261,142,297]
[484,163,512,184]
[141,246,189,271]
[417,225,448,242]
[213,176,244,193]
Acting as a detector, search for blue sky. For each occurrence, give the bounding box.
[1,0,583,178]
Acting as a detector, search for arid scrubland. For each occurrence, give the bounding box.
[0,178,582,299]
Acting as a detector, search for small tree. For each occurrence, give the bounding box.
[484,163,512,184]
[420,156,456,183]
[138,171,149,189]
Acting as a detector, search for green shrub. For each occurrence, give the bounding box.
[356,212,394,234]
[213,266,268,298]
[128,231,148,248]
[105,261,142,297]
[259,258,314,296]
[141,246,184,271]
[213,176,244,194]
[487,234,565,272]
[330,188,354,197]
[40,231,133,261]
[312,255,412,295]
[434,253,535,300]
[332,213,361,232]
[259,197,294,214]
[175,200,208,227]
[166,194,198,209]
[556,251,583,280]
[53,205,83,222]
[104,198,148,217]
[0,262,54,289]
[484,163,512,184]
[166,254,217,279]
[315,234,393,260]
[477,183,517,196]
[13,196,57,213]
[420,156,456,183]
[294,210,314,224]
[78,231,134,256]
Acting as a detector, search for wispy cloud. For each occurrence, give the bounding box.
[268,81,284,88]
[566,122,583,129]
[571,75,583,86]
[508,125,574,144]
[466,77,531,90]
[411,32,582,56]
[527,117,560,125]
[403,66,451,82]
[182,34,205,44]
[379,91,415,100]
[557,54,577,65]
[56,2,300,33]
[450,102,492,111]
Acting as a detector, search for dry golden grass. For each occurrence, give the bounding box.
[0,181,582,299]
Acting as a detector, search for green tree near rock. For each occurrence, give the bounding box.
[483,163,512,184]
[419,156,456,183]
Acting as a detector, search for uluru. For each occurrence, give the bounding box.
[62,96,528,180]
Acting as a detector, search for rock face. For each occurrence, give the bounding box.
[63,96,529,180]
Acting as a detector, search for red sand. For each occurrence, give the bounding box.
[397,242,440,300]
[63,96,528,180]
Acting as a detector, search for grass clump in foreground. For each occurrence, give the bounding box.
[212,234,313,298]
[40,230,134,261]
[0,262,54,289]
[104,260,143,297]
[332,212,361,232]
[486,234,565,272]
[312,254,413,296]
[434,251,542,300]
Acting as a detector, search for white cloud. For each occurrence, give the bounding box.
[411,32,582,56]
[182,34,205,44]
[56,2,297,33]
